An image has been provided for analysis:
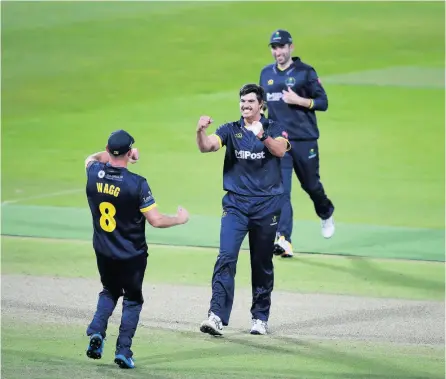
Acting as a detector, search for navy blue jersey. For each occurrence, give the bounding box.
[259,57,328,141]
[86,161,156,260]
[210,116,290,197]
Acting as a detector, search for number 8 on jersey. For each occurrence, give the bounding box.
[99,201,117,232]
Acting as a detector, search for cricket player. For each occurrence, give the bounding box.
[84,129,189,369]
[259,29,335,258]
[196,83,290,336]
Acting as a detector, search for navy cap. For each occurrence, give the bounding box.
[107,129,135,156]
[269,29,293,46]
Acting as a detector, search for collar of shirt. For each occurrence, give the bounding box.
[238,115,268,128]
[274,56,301,74]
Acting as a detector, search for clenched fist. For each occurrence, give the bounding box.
[196,116,213,132]
[176,206,189,224]
[129,148,139,164]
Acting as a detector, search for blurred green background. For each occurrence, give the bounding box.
[1,1,444,260]
[1,3,444,379]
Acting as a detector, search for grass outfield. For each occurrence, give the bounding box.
[2,236,444,301]
[2,321,444,379]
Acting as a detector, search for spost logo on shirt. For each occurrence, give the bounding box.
[267,92,283,102]
[235,150,266,160]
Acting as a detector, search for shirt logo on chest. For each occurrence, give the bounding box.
[285,77,296,87]
[267,79,274,85]
[235,150,266,160]
[235,133,243,139]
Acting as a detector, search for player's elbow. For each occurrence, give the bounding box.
[276,150,286,158]
[272,147,286,158]
[147,217,162,228]
[317,98,328,111]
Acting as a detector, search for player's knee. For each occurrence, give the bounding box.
[124,290,144,304]
[214,254,237,275]
[102,286,123,301]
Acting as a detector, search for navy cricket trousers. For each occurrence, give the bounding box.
[87,252,147,358]
[278,140,334,243]
[209,191,283,326]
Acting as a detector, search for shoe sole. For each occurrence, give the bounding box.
[86,335,103,360]
[114,357,134,369]
[273,244,294,258]
[250,330,267,335]
[200,323,223,336]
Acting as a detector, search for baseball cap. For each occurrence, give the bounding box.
[107,129,135,156]
[269,29,293,46]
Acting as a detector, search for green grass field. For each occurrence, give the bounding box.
[1,1,445,378]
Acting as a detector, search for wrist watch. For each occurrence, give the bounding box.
[258,132,268,142]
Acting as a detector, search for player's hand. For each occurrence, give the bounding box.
[282,87,305,106]
[246,121,264,138]
[197,116,213,132]
[129,148,139,164]
[176,206,189,224]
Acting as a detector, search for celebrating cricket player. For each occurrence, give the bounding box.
[196,83,290,336]
[84,129,189,369]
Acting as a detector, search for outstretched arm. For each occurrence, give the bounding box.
[142,206,189,228]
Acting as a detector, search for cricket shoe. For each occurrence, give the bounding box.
[250,319,268,335]
[114,354,135,369]
[200,312,223,336]
[86,333,104,360]
[321,216,335,239]
[273,236,294,258]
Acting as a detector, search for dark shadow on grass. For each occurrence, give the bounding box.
[272,303,443,344]
[296,255,444,296]
[222,335,440,379]
[1,348,170,379]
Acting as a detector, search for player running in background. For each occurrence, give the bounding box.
[260,29,335,258]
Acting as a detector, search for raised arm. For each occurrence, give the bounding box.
[85,151,109,169]
[84,148,139,169]
[196,116,223,153]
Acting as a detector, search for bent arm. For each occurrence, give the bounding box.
[196,130,222,153]
[85,151,109,169]
[262,136,290,158]
[142,206,184,228]
[307,69,328,111]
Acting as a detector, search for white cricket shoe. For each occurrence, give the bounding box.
[321,216,335,238]
[273,236,294,258]
[200,312,223,336]
[250,319,268,335]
